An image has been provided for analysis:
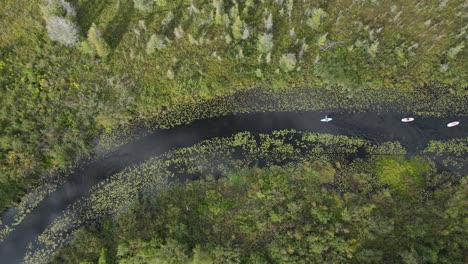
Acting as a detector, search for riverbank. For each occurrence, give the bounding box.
[0,111,466,263]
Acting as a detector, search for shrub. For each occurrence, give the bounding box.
[307,8,326,29]
[146,34,166,54]
[166,68,175,79]
[133,0,154,12]
[447,42,464,59]
[279,53,297,72]
[79,41,95,56]
[368,41,379,58]
[174,25,184,39]
[255,68,264,79]
[46,15,80,47]
[317,32,327,47]
[162,11,174,25]
[257,33,274,53]
[375,157,428,192]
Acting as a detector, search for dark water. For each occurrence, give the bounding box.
[0,111,466,263]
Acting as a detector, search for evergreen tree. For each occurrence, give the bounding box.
[232,16,243,40]
[87,23,110,58]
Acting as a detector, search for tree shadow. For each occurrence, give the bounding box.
[103,0,135,49]
[69,0,110,35]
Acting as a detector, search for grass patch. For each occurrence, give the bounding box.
[375,156,430,192]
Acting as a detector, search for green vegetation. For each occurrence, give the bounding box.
[0,0,467,212]
[375,156,429,192]
[0,0,466,263]
[22,131,372,262]
[16,131,466,263]
[52,160,467,263]
[87,23,111,58]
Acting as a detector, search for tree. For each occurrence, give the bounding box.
[213,0,223,25]
[87,23,110,58]
[53,158,467,264]
[98,248,107,264]
[286,0,293,17]
[146,34,166,54]
[46,15,80,47]
[264,12,273,31]
[232,16,243,40]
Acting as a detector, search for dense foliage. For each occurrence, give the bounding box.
[53,158,467,263]
[0,0,466,212]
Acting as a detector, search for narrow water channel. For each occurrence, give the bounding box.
[0,111,466,263]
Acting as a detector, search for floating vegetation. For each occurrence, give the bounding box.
[97,85,468,154]
[0,156,95,243]
[423,138,468,171]
[22,130,465,263]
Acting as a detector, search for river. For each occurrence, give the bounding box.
[0,111,466,263]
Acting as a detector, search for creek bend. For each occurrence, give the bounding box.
[0,111,466,263]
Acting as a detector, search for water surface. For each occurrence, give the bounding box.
[0,111,466,263]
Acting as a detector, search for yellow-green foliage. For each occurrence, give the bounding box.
[307,8,326,30]
[375,156,430,192]
[231,15,243,40]
[279,53,297,72]
[87,23,110,58]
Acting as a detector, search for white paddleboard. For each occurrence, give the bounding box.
[320,116,333,122]
[401,117,415,123]
[447,121,460,127]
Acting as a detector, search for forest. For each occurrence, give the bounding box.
[52,158,467,263]
[0,0,466,212]
[0,1,467,263]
